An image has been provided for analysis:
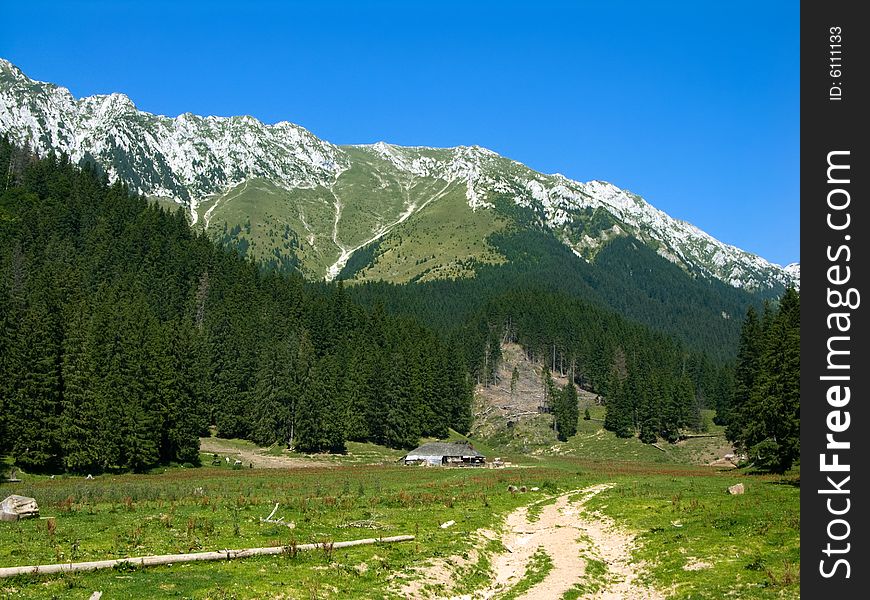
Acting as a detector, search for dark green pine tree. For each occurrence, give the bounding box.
[295,355,346,453]
[444,339,473,434]
[289,329,315,448]
[418,339,448,439]
[554,381,579,441]
[342,349,373,441]
[604,366,633,438]
[10,300,62,471]
[364,353,387,443]
[118,301,161,472]
[59,299,102,472]
[208,309,254,440]
[743,288,800,472]
[251,335,295,446]
[725,306,762,444]
[0,282,16,455]
[636,374,659,445]
[82,295,124,470]
[157,320,205,465]
[381,352,420,449]
[711,366,736,426]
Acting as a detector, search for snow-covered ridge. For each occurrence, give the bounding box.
[353,142,799,290]
[0,58,798,291]
[0,58,347,221]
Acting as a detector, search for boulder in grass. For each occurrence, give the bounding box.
[1,495,39,522]
[727,483,745,495]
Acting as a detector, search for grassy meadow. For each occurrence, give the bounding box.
[0,440,799,600]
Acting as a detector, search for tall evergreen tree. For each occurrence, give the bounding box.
[604,365,633,439]
[726,289,800,472]
[295,355,346,453]
[554,381,579,441]
[725,307,762,442]
[59,299,101,472]
[743,288,800,472]
[381,352,420,449]
[10,300,62,471]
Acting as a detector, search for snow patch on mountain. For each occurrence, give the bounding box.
[783,263,801,289]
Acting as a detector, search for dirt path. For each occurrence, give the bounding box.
[482,489,591,599]
[198,438,327,469]
[404,484,664,599]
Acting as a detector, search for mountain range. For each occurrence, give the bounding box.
[0,57,798,292]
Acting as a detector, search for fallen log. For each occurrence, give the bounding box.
[0,535,415,578]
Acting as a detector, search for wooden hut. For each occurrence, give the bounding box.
[403,442,485,467]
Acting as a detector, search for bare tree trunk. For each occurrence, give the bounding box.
[0,536,415,578]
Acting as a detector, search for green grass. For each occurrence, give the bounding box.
[0,451,798,599]
[564,551,610,599]
[500,546,553,600]
[449,537,502,597]
[475,403,735,469]
[0,462,580,598]
[199,178,340,277]
[583,472,801,599]
[307,441,406,465]
[352,183,507,283]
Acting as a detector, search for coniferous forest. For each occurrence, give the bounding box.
[0,141,472,472]
[0,138,799,474]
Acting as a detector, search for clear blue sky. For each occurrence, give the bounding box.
[1,0,799,265]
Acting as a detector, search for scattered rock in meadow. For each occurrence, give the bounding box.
[1,495,39,522]
[728,483,745,495]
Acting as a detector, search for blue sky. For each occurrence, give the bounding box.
[1,0,799,265]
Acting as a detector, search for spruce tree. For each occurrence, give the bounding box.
[11,300,62,471]
[726,307,762,444]
[381,352,420,449]
[604,366,633,439]
[636,375,659,445]
[59,299,101,472]
[743,288,800,472]
[445,340,473,434]
[295,355,346,453]
[555,382,579,441]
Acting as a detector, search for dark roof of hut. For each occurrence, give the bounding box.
[406,442,484,458]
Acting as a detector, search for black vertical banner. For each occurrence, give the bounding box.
[801,1,869,597]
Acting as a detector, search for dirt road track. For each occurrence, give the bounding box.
[198,438,327,469]
[403,484,664,599]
